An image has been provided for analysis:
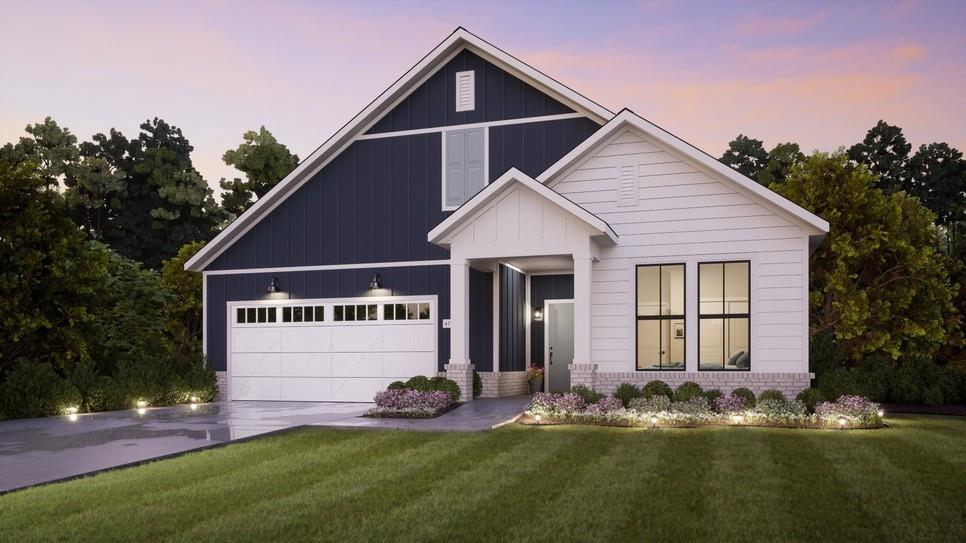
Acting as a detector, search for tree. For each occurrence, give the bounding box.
[720,134,768,180]
[905,142,966,250]
[847,120,911,193]
[1,117,80,187]
[73,119,224,268]
[162,241,206,360]
[0,159,108,378]
[759,142,805,187]
[219,126,299,219]
[774,151,958,363]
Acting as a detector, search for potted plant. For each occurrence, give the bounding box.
[527,365,544,394]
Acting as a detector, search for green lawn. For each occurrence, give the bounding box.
[1,416,964,542]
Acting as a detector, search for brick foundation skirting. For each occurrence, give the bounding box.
[570,365,812,397]
[214,371,228,402]
[478,371,528,398]
[444,363,476,402]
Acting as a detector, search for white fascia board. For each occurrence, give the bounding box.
[537,109,830,236]
[186,27,613,272]
[427,167,618,246]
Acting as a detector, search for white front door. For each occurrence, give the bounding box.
[228,297,437,402]
[545,300,574,393]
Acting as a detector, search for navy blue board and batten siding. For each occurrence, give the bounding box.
[499,265,527,372]
[202,49,601,373]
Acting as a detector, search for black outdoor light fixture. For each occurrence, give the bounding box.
[369,273,383,290]
[533,306,544,321]
[266,276,280,294]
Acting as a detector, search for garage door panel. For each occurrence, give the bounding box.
[232,328,281,353]
[279,353,332,377]
[232,353,281,377]
[280,327,332,352]
[330,378,384,402]
[280,378,332,401]
[382,352,436,378]
[231,377,281,401]
[332,327,382,352]
[382,325,435,351]
[331,353,382,377]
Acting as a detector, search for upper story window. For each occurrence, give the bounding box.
[443,127,487,210]
[699,261,750,371]
[455,70,475,112]
[636,264,686,370]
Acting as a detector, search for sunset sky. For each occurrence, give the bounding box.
[2,0,964,193]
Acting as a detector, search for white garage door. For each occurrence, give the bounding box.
[228,296,437,402]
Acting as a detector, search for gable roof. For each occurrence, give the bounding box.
[537,109,830,237]
[428,167,618,247]
[185,27,614,272]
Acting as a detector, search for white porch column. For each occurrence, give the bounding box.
[573,256,593,365]
[446,259,474,401]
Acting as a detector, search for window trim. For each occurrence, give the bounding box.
[441,126,489,212]
[697,260,751,372]
[231,295,436,327]
[635,263,687,371]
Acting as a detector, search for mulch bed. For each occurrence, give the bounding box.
[362,402,463,419]
[881,403,966,416]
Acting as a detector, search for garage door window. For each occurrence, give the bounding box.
[334,304,378,322]
[385,302,430,321]
[237,306,278,324]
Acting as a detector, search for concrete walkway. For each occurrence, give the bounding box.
[0,396,532,492]
[320,395,532,432]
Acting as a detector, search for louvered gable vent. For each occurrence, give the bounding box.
[617,162,639,206]
[455,70,475,112]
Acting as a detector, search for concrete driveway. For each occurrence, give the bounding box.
[0,401,368,493]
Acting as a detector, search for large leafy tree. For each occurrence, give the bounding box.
[0,159,108,377]
[0,117,80,187]
[219,126,299,219]
[775,151,959,362]
[905,142,966,250]
[759,142,805,187]
[162,241,206,360]
[847,120,911,193]
[720,134,768,181]
[72,119,224,268]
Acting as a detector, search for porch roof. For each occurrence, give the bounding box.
[427,168,618,251]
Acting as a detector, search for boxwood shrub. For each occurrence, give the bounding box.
[571,384,605,405]
[758,389,786,403]
[613,383,643,408]
[674,381,703,402]
[642,380,673,399]
[796,387,826,413]
[732,387,756,408]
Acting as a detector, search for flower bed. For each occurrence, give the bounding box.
[364,388,455,418]
[522,389,883,429]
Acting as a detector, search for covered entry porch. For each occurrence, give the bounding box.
[427,168,617,400]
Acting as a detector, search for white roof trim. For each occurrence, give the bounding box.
[537,109,830,235]
[427,167,619,247]
[185,27,613,272]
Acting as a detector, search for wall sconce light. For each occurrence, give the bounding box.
[266,276,280,294]
[533,307,543,321]
[369,273,383,290]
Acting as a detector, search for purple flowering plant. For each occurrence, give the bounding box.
[713,393,746,414]
[374,389,451,411]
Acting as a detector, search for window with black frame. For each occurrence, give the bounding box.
[636,264,685,370]
[699,261,750,370]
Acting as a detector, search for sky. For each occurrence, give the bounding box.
[2,0,964,195]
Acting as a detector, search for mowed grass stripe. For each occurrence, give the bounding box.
[2,429,400,542]
[330,427,584,542]
[764,428,884,541]
[514,427,670,542]
[803,428,962,542]
[170,430,486,542]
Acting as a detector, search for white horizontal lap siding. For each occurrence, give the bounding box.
[553,130,809,374]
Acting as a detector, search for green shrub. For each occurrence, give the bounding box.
[404,375,433,392]
[703,389,723,403]
[673,381,703,402]
[473,370,482,398]
[642,380,673,400]
[387,381,407,390]
[922,385,944,406]
[571,385,604,405]
[114,356,167,406]
[888,364,923,404]
[796,387,826,413]
[430,376,461,402]
[809,331,840,378]
[817,369,859,402]
[0,361,80,419]
[613,383,643,408]
[758,389,786,403]
[732,387,756,408]
[852,358,891,401]
[935,366,963,404]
